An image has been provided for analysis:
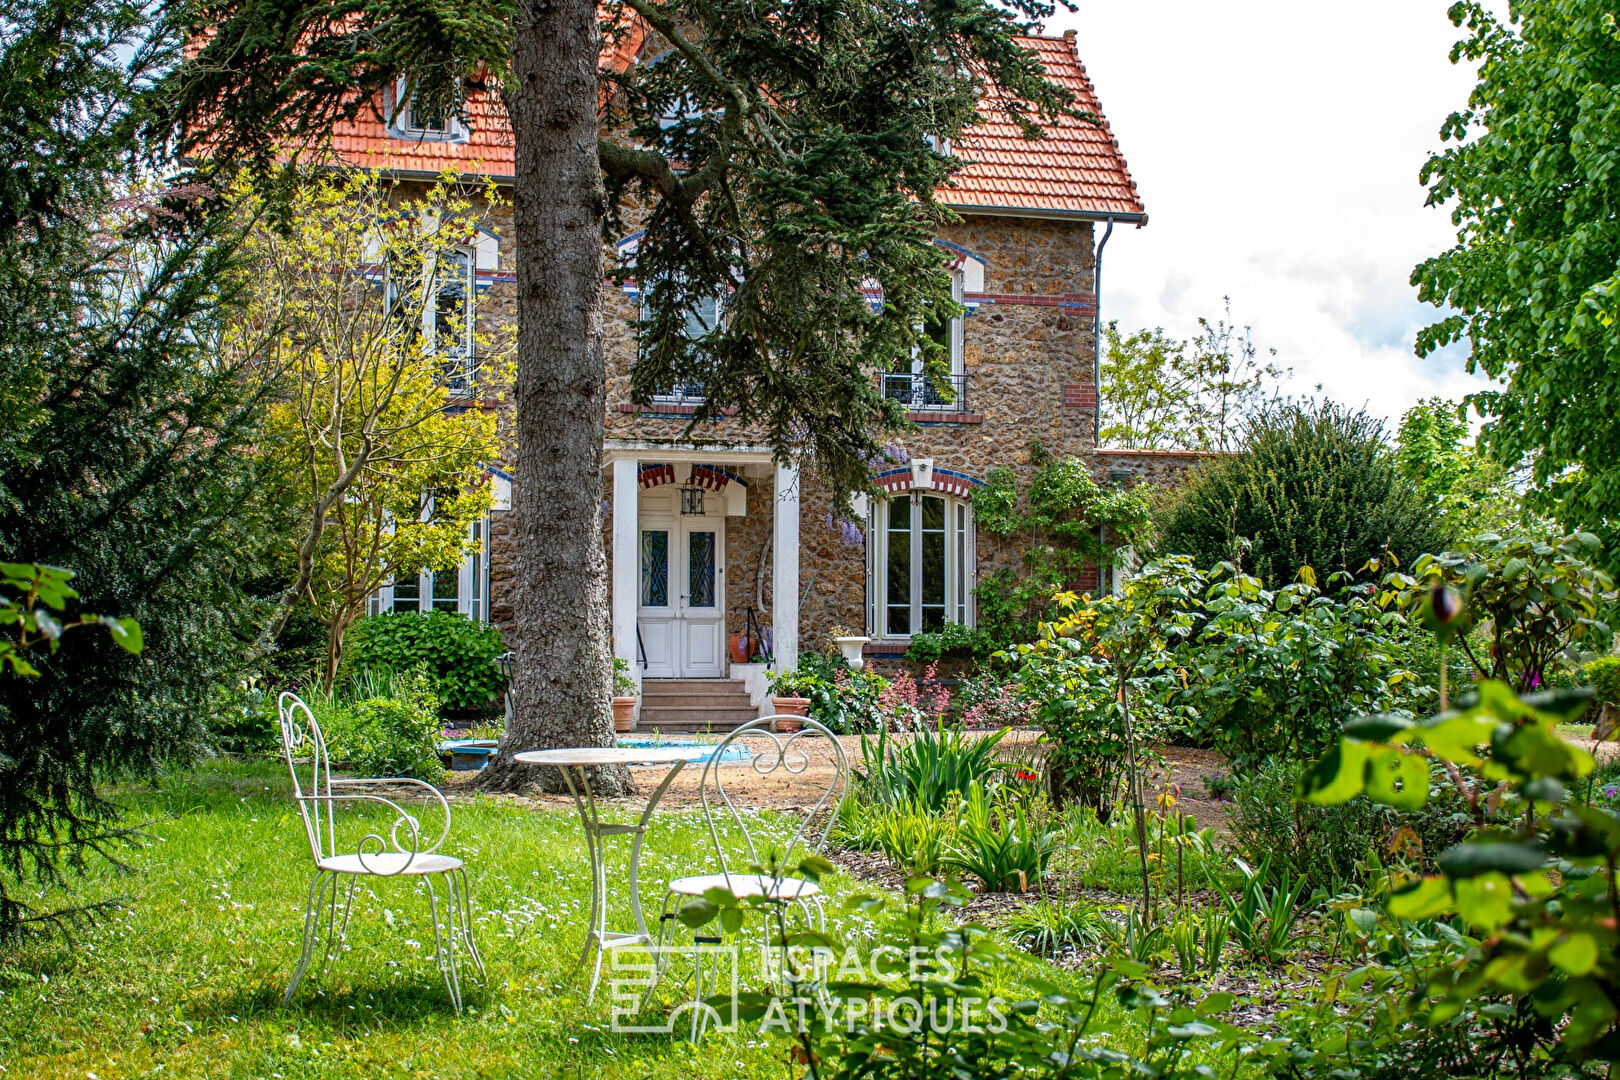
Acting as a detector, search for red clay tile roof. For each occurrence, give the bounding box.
[328,31,1143,221]
[946,35,1144,220]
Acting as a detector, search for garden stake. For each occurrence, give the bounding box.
[1117,673,1152,920]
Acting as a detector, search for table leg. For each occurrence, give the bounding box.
[556,758,688,1004]
[626,760,685,940]
[559,766,603,978]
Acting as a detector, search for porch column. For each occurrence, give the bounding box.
[773,462,800,672]
[610,456,640,691]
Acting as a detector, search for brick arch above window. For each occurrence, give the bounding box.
[872,463,985,500]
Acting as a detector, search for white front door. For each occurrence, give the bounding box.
[636,491,725,678]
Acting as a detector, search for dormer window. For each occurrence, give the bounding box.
[388,78,469,143]
[924,133,952,156]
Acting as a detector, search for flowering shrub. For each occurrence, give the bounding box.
[955,672,1036,729]
[771,651,888,733]
[774,655,1028,733]
[876,664,951,730]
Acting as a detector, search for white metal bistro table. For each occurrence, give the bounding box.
[512,746,706,1002]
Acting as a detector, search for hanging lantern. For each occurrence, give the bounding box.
[680,486,705,515]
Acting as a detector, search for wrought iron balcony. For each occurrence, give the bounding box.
[881,372,969,412]
[649,383,708,407]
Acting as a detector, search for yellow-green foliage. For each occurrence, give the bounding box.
[225,169,513,679]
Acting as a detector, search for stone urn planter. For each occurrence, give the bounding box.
[612,696,637,733]
[833,635,870,670]
[771,696,810,733]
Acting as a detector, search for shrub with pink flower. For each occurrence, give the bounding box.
[952,676,1030,735]
[875,662,956,730]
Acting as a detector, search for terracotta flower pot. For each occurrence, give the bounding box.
[771,696,810,732]
[612,696,637,733]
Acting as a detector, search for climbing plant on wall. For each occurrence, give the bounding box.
[974,442,1153,643]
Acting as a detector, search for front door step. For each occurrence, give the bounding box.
[638,678,757,732]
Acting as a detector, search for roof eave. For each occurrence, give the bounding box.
[942,202,1147,226]
[349,164,516,184]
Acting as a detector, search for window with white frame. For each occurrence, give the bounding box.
[883,268,964,410]
[368,516,490,621]
[388,77,469,142]
[382,243,479,394]
[433,247,476,393]
[639,285,722,403]
[867,492,974,637]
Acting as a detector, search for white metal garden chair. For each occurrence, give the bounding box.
[277,691,485,1013]
[647,715,847,1033]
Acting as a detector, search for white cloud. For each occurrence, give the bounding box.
[1047,0,1503,425]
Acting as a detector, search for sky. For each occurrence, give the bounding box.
[1043,0,1502,427]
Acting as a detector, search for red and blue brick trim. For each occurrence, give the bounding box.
[637,463,749,492]
[872,466,985,498]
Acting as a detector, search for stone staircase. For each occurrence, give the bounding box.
[636,678,759,733]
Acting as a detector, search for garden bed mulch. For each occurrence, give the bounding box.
[829,845,1336,1028]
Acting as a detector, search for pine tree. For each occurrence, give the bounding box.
[161,0,1075,791]
[0,0,282,941]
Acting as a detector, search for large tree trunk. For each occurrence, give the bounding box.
[479,0,631,796]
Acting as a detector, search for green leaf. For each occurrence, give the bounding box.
[1418,711,1498,764]
[1481,952,1542,995]
[1298,739,1371,805]
[1347,907,1379,934]
[797,854,834,881]
[1365,747,1429,810]
[103,616,142,654]
[1495,721,1594,781]
[719,904,744,935]
[1549,932,1599,976]
[1521,776,1566,806]
[677,897,719,928]
[1387,876,1453,919]
[1437,840,1545,879]
[1453,872,1514,933]
[1520,686,1595,722]
[1341,713,1415,742]
[3,651,41,677]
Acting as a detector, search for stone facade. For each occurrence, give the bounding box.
[389,181,1202,668]
[330,29,1177,682]
[591,212,1111,658]
[1094,448,1220,489]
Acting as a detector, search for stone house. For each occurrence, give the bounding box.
[336,30,1155,723]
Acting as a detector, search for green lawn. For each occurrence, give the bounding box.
[0,760,1134,1079]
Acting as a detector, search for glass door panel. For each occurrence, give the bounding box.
[640,529,670,608]
[686,529,717,610]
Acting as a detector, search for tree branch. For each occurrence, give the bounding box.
[597,139,681,199]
